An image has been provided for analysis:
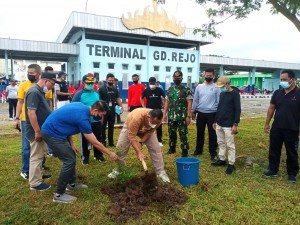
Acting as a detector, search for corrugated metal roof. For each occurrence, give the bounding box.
[57,12,214,44]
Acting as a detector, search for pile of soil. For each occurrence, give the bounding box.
[101,172,188,222]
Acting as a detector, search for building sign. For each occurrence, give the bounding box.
[86,43,197,63]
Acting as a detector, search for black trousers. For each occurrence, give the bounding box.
[195,112,218,157]
[156,124,162,142]
[8,98,18,118]
[129,105,142,112]
[81,122,103,162]
[101,112,115,146]
[269,127,299,176]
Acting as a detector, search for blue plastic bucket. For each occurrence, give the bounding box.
[176,157,200,187]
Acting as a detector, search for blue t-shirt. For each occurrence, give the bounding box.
[42,102,92,139]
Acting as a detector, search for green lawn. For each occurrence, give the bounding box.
[0,117,299,225]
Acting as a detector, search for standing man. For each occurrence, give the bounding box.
[55,71,72,109]
[212,77,241,175]
[163,71,193,157]
[192,68,220,161]
[42,101,119,203]
[72,74,105,164]
[128,74,145,112]
[5,80,18,120]
[107,108,170,183]
[140,77,165,146]
[98,73,123,147]
[15,64,52,180]
[263,70,299,183]
[114,78,122,123]
[25,72,59,191]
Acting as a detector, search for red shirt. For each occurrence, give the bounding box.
[128,83,145,107]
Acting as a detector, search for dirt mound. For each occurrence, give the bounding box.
[101,172,188,223]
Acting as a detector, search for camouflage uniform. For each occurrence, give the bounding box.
[166,84,193,154]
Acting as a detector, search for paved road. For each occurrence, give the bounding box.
[0,97,270,135]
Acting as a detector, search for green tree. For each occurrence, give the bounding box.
[194,0,300,38]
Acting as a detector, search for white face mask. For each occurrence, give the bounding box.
[149,122,156,128]
[149,84,156,89]
[43,82,49,93]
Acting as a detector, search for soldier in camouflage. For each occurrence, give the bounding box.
[163,70,193,157]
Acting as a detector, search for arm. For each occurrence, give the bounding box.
[231,92,241,134]
[163,97,169,122]
[264,103,276,133]
[116,97,123,112]
[56,90,72,97]
[27,109,42,142]
[192,85,199,118]
[140,95,145,107]
[83,133,118,160]
[186,99,192,126]
[14,99,24,129]
[127,86,131,111]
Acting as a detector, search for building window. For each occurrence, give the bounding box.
[154,66,160,72]
[122,64,129,70]
[176,67,182,71]
[94,72,99,81]
[122,73,128,89]
[108,63,115,69]
[135,65,142,70]
[166,66,171,72]
[188,67,193,73]
[93,62,100,68]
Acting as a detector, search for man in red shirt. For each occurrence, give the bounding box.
[128,74,145,112]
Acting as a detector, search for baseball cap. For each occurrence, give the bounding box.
[216,76,230,87]
[173,70,183,78]
[82,73,95,83]
[149,77,156,83]
[41,72,60,84]
[58,71,67,77]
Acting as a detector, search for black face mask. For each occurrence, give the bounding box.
[133,80,139,84]
[107,82,114,86]
[93,115,101,121]
[173,80,181,85]
[205,77,213,83]
[27,74,37,83]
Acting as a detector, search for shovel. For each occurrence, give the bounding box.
[141,159,148,172]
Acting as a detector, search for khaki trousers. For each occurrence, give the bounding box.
[216,124,236,165]
[116,125,165,173]
[29,140,47,187]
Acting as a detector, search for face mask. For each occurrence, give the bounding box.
[220,87,227,92]
[107,82,114,86]
[43,86,48,93]
[205,77,213,83]
[27,74,37,83]
[173,80,181,85]
[85,83,94,91]
[149,84,156,89]
[93,115,101,121]
[149,122,156,128]
[133,80,139,84]
[280,81,291,89]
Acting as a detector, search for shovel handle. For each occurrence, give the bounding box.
[141,159,148,171]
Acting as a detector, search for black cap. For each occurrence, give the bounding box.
[41,72,60,84]
[82,73,95,83]
[173,70,183,78]
[58,71,67,77]
[149,77,156,83]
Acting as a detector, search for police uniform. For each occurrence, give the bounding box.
[165,71,193,156]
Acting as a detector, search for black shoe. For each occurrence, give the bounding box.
[225,165,235,175]
[262,170,278,178]
[182,150,188,157]
[193,150,202,156]
[42,165,50,170]
[211,159,227,166]
[97,155,106,162]
[167,149,176,154]
[82,160,89,165]
[210,155,218,162]
[288,175,297,183]
[42,174,52,179]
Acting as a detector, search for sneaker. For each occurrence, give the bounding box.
[157,170,170,183]
[66,183,88,191]
[82,160,89,165]
[96,155,106,162]
[47,153,53,157]
[42,174,52,179]
[210,155,218,162]
[262,170,278,178]
[288,175,297,183]
[30,183,51,191]
[211,159,227,166]
[107,168,120,179]
[20,172,29,180]
[9,117,13,121]
[193,150,203,156]
[42,165,50,170]
[225,164,235,175]
[167,149,176,154]
[159,142,164,147]
[53,193,77,203]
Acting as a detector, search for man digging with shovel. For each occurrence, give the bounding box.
[108,108,170,183]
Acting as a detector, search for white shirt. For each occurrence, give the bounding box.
[6,85,18,99]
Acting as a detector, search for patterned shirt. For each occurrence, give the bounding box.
[166,84,193,121]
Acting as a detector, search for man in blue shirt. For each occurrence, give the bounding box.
[42,100,119,203]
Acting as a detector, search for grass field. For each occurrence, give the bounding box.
[0,117,299,225]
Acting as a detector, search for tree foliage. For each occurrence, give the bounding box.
[194,0,300,38]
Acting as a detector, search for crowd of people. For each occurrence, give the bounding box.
[8,63,299,203]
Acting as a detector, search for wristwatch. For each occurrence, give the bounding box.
[15,117,20,120]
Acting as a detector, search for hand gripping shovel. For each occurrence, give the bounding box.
[141,159,148,173]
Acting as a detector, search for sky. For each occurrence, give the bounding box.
[0,0,299,63]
